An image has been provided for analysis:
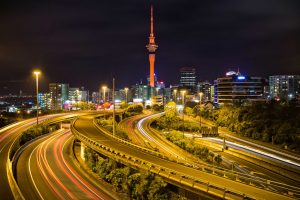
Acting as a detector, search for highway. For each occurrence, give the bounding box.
[118,113,149,146]
[189,116,300,168]
[182,115,300,185]
[16,129,116,200]
[136,113,300,191]
[203,137,300,169]
[72,114,296,199]
[0,113,73,200]
[136,112,204,164]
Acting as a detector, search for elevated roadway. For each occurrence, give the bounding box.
[72,114,298,199]
[137,113,300,194]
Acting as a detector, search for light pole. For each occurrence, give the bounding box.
[124,87,128,104]
[173,89,177,104]
[33,70,40,126]
[181,90,186,138]
[102,86,107,102]
[199,92,203,132]
[156,87,159,96]
[112,78,115,136]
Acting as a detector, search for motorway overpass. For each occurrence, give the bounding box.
[72,114,297,200]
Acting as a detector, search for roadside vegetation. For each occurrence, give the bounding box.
[84,147,174,200]
[166,130,222,165]
[96,104,144,141]
[19,123,60,145]
[193,101,300,152]
[97,117,130,141]
[124,104,144,117]
[151,101,222,165]
[152,115,201,132]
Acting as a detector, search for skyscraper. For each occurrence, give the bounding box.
[146,5,158,89]
[197,81,212,102]
[269,75,300,101]
[49,83,69,110]
[179,67,197,91]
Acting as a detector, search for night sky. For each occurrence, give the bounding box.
[0,0,300,95]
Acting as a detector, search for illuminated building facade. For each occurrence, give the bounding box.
[38,93,51,109]
[179,67,196,91]
[49,83,69,110]
[197,81,212,102]
[214,71,265,104]
[69,88,80,103]
[131,83,149,102]
[269,75,300,101]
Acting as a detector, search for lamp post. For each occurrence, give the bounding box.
[181,90,186,138]
[199,92,203,131]
[156,87,159,96]
[124,87,129,104]
[33,71,41,126]
[173,89,177,104]
[102,86,107,102]
[112,78,115,136]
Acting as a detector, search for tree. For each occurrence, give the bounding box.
[106,169,127,191]
[164,101,177,118]
[214,155,222,165]
[147,176,169,200]
[128,173,142,199]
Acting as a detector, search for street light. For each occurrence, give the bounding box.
[181,90,186,106]
[112,78,115,136]
[33,70,41,126]
[156,87,159,96]
[173,89,177,104]
[181,90,186,138]
[199,92,203,132]
[124,87,129,104]
[102,86,107,102]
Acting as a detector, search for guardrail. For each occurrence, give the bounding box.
[72,119,299,199]
[143,112,300,198]
[72,123,256,199]
[92,119,175,160]
[6,114,78,200]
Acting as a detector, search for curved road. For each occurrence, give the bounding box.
[73,115,295,200]
[16,129,116,200]
[0,113,74,200]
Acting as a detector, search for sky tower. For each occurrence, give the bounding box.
[146,5,158,88]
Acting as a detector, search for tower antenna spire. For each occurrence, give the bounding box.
[150,4,154,37]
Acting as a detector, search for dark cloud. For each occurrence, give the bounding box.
[0,0,299,95]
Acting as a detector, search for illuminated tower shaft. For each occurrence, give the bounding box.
[146,5,158,88]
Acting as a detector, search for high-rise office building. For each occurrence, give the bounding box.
[49,83,69,110]
[69,88,80,103]
[131,83,149,102]
[197,81,212,102]
[269,75,300,101]
[179,67,196,91]
[38,93,51,109]
[214,71,265,104]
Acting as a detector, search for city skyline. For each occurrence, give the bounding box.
[0,0,300,95]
